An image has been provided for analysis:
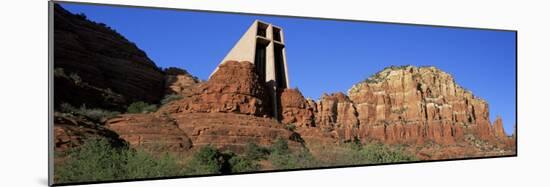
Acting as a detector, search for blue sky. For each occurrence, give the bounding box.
[59,3,517,135]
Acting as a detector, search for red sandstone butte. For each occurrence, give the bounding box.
[158,61,270,117]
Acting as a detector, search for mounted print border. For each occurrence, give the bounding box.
[48,1,517,186]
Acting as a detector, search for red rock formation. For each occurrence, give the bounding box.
[315,92,359,141]
[347,66,500,145]
[172,112,303,152]
[164,67,200,96]
[106,112,303,154]
[278,90,360,143]
[492,116,507,139]
[279,88,315,127]
[106,61,303,153]
[158,61,270,117]
[105,114,193,152]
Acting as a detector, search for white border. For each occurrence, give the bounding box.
[2,0,550,187]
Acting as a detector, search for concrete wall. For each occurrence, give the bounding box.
[210,20,291,120]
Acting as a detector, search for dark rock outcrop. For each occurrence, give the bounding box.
[54,113,124,152]
[54,4,165,110]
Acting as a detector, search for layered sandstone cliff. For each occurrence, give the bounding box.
[347,65,505,145]
[277,65,513,152]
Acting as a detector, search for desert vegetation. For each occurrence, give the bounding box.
[126,101,158,114]
[160,94,183,105]
[55,138,183,183]
[55,136,418,184]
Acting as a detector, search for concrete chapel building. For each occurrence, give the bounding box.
[210,20,290,119]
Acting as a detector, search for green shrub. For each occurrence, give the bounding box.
[228,155,260,173]
[185,145,266,174]
[127,101,157,114]
[285,124,296,131]
[269,149,318,170]
[359,143,417,164]
[270,137,290,155]
[184,145,225,175]
[160,94,183,105]
[243,142,270,160]
[55,138,183,183]
[267,138,318,170]
[59,103,119,123]
[124,151,182,179]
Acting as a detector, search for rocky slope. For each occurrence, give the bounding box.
[107,61,303,152]
[158,61,271,116]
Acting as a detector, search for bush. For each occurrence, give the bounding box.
[55,138,183,183]
[127,101,157,114]
[160,94,183,105]
[285,124,296,131]
[243,142,270,160]
[124,151,182,179]
[268,138,318,170]
[269,149,318,170]
[185,145,266,174]
[270,137,290,155]
[184,145,225,175]
[228,155,260,173]
[359,143,417,164]
[59,103,119,123]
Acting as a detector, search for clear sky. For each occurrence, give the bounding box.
[59,3,517,135]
